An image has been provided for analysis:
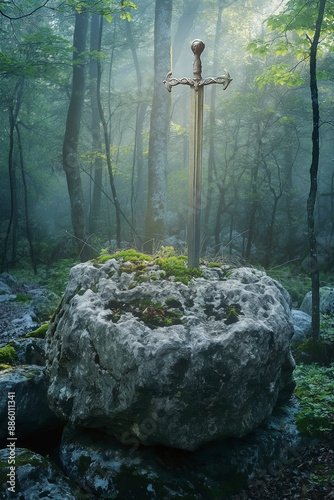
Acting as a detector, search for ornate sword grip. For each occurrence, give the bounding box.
[191,39,205,80]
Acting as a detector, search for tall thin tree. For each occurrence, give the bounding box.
[63,10,92,261]
[89,13,103,234]
[1,78,23,272]
[144,0,172,252]
[96,16,121,248]
[307,0,326,341]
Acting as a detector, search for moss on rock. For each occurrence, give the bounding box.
[0,345,17,365]
[25,322,49,339]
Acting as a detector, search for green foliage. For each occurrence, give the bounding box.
[294,363,334,438]
[266,266,311,307]
[0,30,73,80]
[254,64,305,89]
[14,293,33,304]
[25,323,49,339]
[57,0,137,23]
[0,364,12,372]
[43,259,78,296]
[0,345,17,365]
[12,259,78,297]
[294,339,330,366]
[320,315,334,343]
[160,246,176,258]
[246,0,334,88]
[293,314,334,365]
[309,469,334,485]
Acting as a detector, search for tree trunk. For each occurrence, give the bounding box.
[63,11,92,262]
[97,16,121,248]
[214,189,225,252]
[245,121,264,260]
[1,78,24,272]
[126,20,148,234]
[307,0,326,342]
[283,135,295,261]
[204,2,223,248]
[172,0,199,66]
[15,122,37,274]
[89,13,103,234]
[144,0,172,253]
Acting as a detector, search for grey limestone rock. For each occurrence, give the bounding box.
[59,398,303,499]
[300,287,334,317]
[0,366,60,440]
[0,279,12,295]
[46,260,295,451]
[291,310,312,344]
[0,448,90,499]
[9,337,46,366]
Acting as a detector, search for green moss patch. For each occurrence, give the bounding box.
[96,249,154,265]
[155,255,202,284]
[26,323,49,339]
[14,293,33,304]
[94,249,205,286]
[0,363,12,371]
[0,345,18,365]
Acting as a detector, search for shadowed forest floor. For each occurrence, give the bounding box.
[228,439,334,499]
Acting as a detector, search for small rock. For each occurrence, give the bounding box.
[0,365,61,440]
[291,310,312,344]
[300,287,334,316]
[0,279,12,295]
[0,448,90,499]
[0,273,17,286]
[10,338,46,366]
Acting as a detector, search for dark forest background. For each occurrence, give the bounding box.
[0,0,333,287]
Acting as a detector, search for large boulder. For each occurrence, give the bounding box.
[59,399,302,499]
[45,258,295,451]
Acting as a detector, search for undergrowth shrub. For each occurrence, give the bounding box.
[294,363,334,439]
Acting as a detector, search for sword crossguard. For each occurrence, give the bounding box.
[163,70,232,92]
[163,39,232,93]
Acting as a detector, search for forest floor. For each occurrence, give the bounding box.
[228,438,334,499]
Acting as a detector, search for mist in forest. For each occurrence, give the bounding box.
[0,0,333,277]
